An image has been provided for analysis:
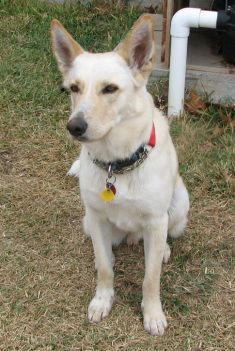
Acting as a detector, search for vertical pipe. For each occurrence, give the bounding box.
[167,37,188,117]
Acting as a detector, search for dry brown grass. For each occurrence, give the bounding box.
[0,1,234,350]
[1,114,234,351]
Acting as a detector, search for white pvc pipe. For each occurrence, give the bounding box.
[168,8,218,117]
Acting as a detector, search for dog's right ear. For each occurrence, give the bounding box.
[51,19,84,76]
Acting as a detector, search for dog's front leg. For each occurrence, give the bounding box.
[86,210,114,323]
[142,214,168,336]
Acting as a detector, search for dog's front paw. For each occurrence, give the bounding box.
[88,289,114,323]
[143,309,167,336]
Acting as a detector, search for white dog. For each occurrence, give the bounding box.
[51,14,189,336]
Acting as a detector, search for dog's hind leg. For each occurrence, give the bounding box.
[163,243,171,263]
[168,175,190,238]
[126,232,143,245]
[110,226,127,247]
[109,225,127,267]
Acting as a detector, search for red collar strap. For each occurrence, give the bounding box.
[148,122,156,147]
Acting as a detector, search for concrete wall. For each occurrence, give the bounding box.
[48,0,162,6]
[48,0,92,3]
[129,0,162,7]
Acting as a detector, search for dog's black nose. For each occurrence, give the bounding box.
[67,116,88,137]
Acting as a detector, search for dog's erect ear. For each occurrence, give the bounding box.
[114,14,156,80]
[51,19,84,76]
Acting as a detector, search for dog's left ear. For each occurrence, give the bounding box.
[114,14,156,81]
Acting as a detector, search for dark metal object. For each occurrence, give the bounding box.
[215,1,235,64]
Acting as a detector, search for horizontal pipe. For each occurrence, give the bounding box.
[199,11,218,28]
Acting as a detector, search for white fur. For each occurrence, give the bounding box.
[78,105,189,336]
[52,16,190,336]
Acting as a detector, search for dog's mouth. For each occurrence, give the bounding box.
[71,131,110,143]
[72,135,89,142]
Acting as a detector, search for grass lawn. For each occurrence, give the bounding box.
[0,1,234,350]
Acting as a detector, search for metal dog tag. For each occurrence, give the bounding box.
[101,183,116,202]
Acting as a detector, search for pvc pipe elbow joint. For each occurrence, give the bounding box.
[171,8,218,38]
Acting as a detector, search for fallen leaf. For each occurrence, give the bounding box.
[185,91,206,113]
[230,119,235,130]
[211,125,227,137]
[201,142,215,153]
[218,109,232,125]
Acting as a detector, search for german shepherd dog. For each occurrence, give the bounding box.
[51,15,189,336]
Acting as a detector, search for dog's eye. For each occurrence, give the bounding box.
[70,84,80,93]
[102,84,119,94]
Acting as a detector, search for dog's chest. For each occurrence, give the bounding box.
[106,198,147,232]
[79,144,175,232]
[80,170,159,233]
[93,191,149,232]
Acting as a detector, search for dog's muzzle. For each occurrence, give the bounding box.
[67,115,88,138]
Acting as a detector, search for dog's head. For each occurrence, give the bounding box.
[51,15,156,142]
